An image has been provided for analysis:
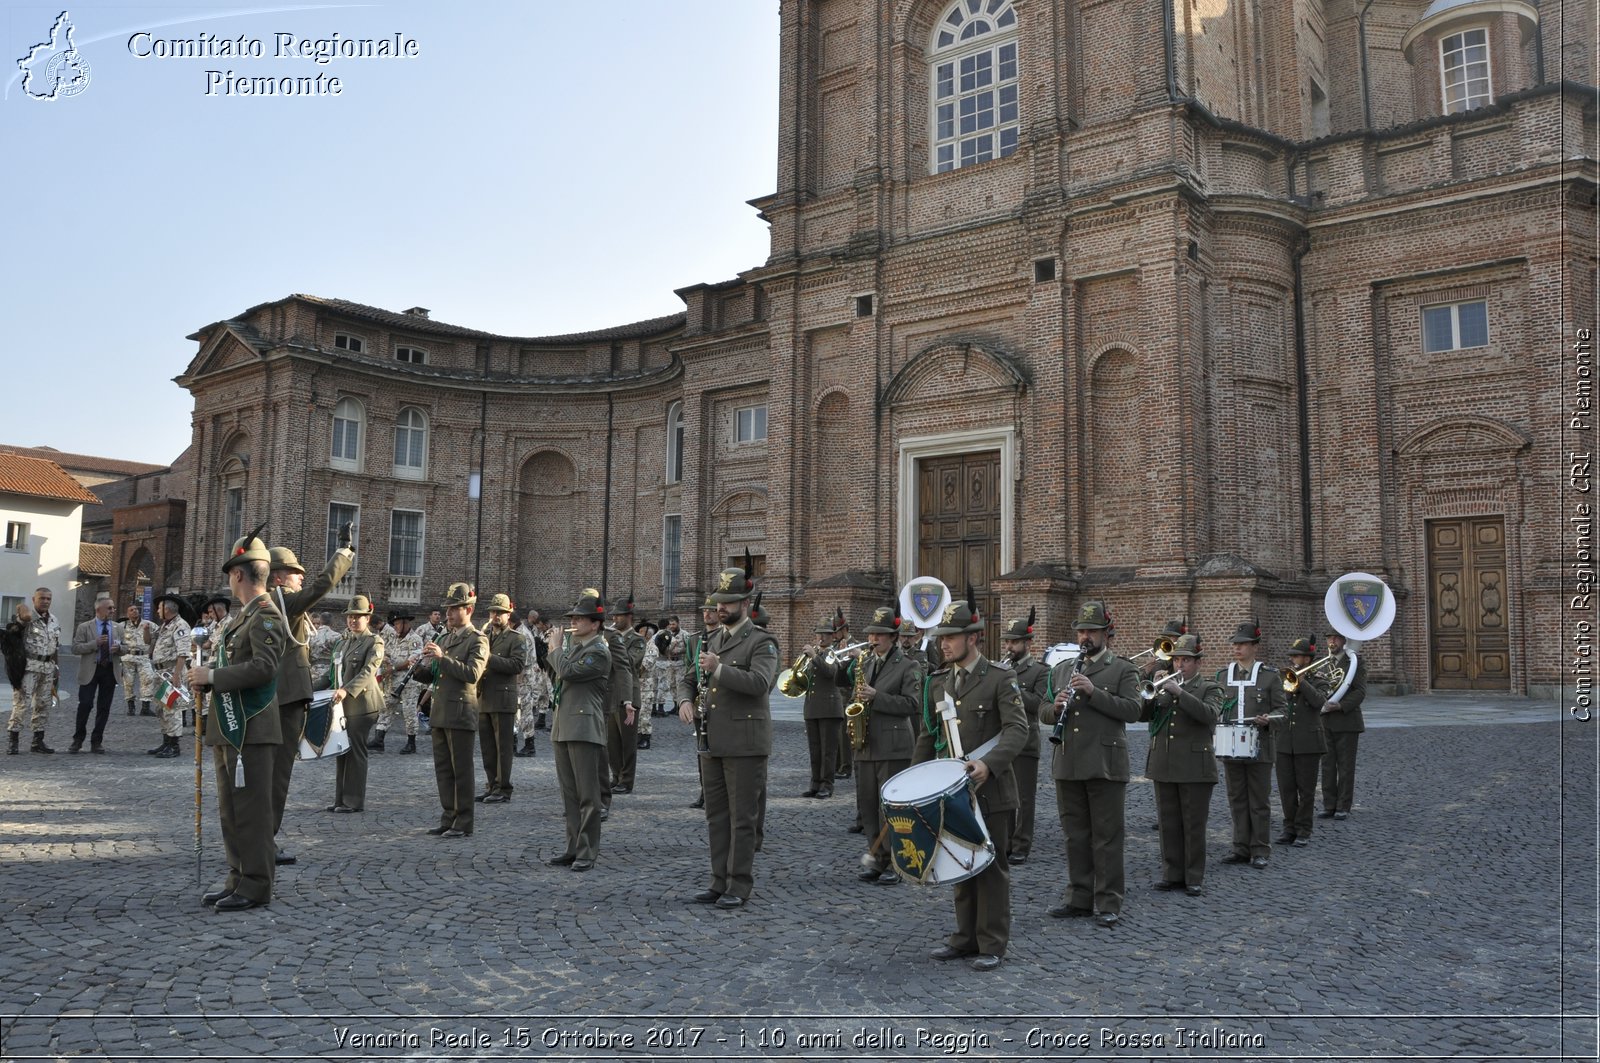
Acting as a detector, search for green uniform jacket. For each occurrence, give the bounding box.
[552,633,611,746]
[1042,649,1141,781]
[203,593,286,748]
[674,630,713,704]
[693,617,779,758]
[335,633,384,720]
[829,646,924,761]
[913,655,1028,814]
[430,623,488,731]
[1276,675,1328,755]
[801,655,845,720]
[1140,673,1222,784]
[1215,662,1286,763]
[479,626,527,714]
[1321,650,1367,733]
[603,628,642,712]
[1007,654,1050,758]
[272,548,354,706]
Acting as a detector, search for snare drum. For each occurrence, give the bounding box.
[879,760,995,886]
[1214,722,1261,761]
[298,689,350,761]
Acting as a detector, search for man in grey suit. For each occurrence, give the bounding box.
[70,597,122,753]
[547,590,611,872]
[676,560,779,909]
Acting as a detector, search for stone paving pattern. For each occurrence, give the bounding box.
[0,690,1594,1061]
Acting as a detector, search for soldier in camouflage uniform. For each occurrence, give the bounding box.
[147,594,195,758]
[119,603,156,718]
[371,612,424,754]
[8,589,61,754]
[635,617,660,748]
[307,612,341,692]
[513,612,546,757]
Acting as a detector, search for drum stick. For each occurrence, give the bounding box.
[938,693,965,760]
[966,734,1000,763]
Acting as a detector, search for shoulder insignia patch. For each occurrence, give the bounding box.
[264,620,275,631]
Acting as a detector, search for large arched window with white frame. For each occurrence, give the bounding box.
[331,397,363,471]
[929,0,1020,174]
[393,406,428,480]
[665,401,685,485]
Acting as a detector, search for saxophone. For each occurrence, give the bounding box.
[844,650,872,752]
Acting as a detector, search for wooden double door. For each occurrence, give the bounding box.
[917,451,1002,650]
[1426,516,1510,690]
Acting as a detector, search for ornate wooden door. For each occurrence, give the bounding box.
[917,451,1002,651]
[1426,517,1510,690]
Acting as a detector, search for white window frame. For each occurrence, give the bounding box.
[224,485,244,546]
[393,406,429,480]
[333,333,366,354]
[928,0,1021,174]
[1421,299,1490,353]
[326,501,360,594]
[666,402,685,484]
[734,404,768,445]
[395,345,428,365]
[663,514,682,605]
[1440,26,1492,114]
[4,522,29,552]
[388,509,426,578]
[330,397,363,471]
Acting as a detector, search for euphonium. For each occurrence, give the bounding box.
[844,650,873,752]
[776,652,812,697]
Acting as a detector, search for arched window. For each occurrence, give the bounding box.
[393,407,428,479]
[929,0,1020,174]
[665,402,685,484]
[331,398,363,470]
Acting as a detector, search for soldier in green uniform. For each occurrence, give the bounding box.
[476,593,526,804]
[422,583,487,838]
[547,590,611,871]
[798,610,849,799]
[1041,600,1142,927]
[682,597,720,811]
[1140,633,1221,895]
[828,603,923,883]
[1318,631,1366,820]
[265,529,355,864]
[999,609,1048,865]
[676,562,779,909]
[186,531,286,912]
[1275,635,1328,846]
[1217,620,1285,868]
[917,596,1028,971]
[605,596,645,795]
[327,594,383,813]
[1140,619,1189,831]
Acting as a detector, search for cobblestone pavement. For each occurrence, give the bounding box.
[0,691,1594,1062]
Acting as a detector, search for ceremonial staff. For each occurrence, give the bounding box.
[191,627,210,887]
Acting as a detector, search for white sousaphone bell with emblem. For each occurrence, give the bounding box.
[897,576,952,633]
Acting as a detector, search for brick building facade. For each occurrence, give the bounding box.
[177,0,1596,695]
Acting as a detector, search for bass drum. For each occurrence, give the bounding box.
[1043,642,1081,669]
[297,689,349,761]
[879,759,995,886]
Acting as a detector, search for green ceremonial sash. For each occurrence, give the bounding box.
[211,625,276,752]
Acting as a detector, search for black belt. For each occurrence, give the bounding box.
[28,653,56,663]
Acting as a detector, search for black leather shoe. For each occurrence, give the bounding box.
[201,889,231,907]
[835,767,852,780]
[1095,912,1120,928]
[929,944,970,961]
[970,954,1002,971]
[1221,853,1250,864]
[214,894,266,911]
[570,860,594,872]
[857,868,882,881]
[846,823,864,834]
[1047,904,1094,919]
[875,871,899,885]
[482,793,508,804]
[689,889,721,904]
[1149,821,1160,831]
[613,784,632,795]
[1318,810,1337,819]
[800,789,820,798]
[147,743,167,755]
[689,797,704,809]
[275,850,296,865]
[714,895,745,909]
[475,792,492,803]
[1275,833,1297,845]
[1185,885,1205,897]
[1151,880,1183,891]
[91,744,105,754]
[1009,852,1027,865]
[1292,837,1309,847]
[68,741,83,754]
[546,854,577,867]
[815,787,832,799]
[335,806,360,813]
[1333,811,1349,820]
[599,807,610,822]
[1250,856,1269,869]
[440,828,470,838]
[426,826,449,836]
[324,805,343,813]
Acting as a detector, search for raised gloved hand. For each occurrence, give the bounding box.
[339,522,355,551]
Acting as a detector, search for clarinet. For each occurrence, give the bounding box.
[692,636,711,752]
[1049,653,1089,746]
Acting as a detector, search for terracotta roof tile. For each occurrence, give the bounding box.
[79,542,113,577]
[0,445,167,478]
[0,454,101,504]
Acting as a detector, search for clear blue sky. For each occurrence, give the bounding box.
[2,1,779,466]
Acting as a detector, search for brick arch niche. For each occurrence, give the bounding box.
[516,450,579,609]
[1088,347,1141,564]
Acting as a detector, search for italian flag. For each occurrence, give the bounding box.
[156,678,186,710]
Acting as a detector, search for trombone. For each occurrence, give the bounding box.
[1282,654,1345,693]
[1127,635,1176,666]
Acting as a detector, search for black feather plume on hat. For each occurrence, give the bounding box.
[743,548,754,589]
[1026,606,1036,635]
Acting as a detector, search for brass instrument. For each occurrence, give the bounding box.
[1126,636,1176,666]
[1138,668,1182,701]
[776,653,811,697]
[1282,654,1345,693]
[843,650,873,752]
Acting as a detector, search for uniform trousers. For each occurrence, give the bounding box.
[1224,761,1274,858]
[947,810,1014,957]
[432,727,476,833]
[804,718,842,791]
[1054,777,1128,914]
[605,709,638,790]
[1276,752,1321,839]
[121,655,155,703]
[1011,752,1040,857]
[478,712,516,795]
[375,683,421,736]
[1321,732,1359,813]
[855,758,908,870]
[553,740,606,862]
[334,713,373,810]
[702,753,765,900]
[272,700,306,836]
[214,743,277,902]
[1153,781,1213,886]
[73,660,117,745]
[8,668,55,733]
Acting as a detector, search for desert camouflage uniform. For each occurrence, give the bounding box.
[514,626,551,739]
[308,624,342,691]
[150,616,192,738]
[119,617,157,704]
[8,610,61,734]
[375,627,426,737]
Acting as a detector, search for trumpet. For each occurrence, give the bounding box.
[1127,636,1176,666]
[1282,654,1344,693]
[1139,669,1182,701]
[823,640,869,666]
